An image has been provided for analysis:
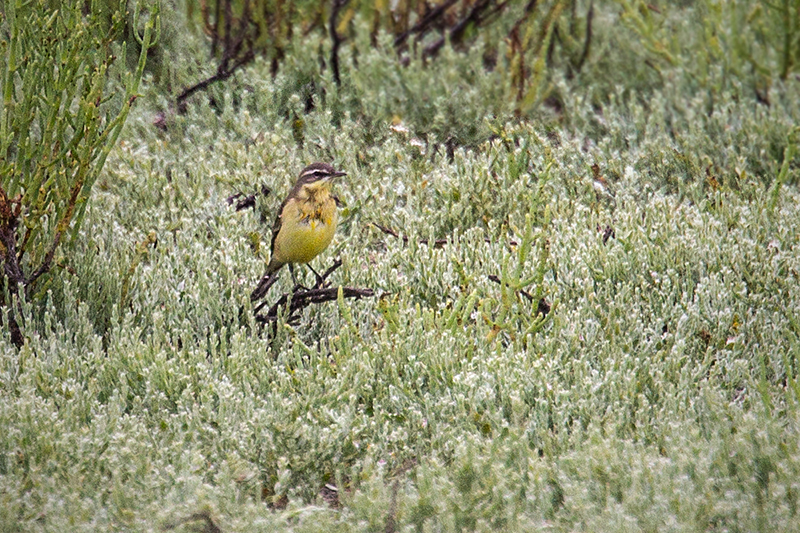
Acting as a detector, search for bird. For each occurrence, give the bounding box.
[251,162,346,301]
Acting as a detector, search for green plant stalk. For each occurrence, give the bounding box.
[779,0,793,79]
[518,1,565,113]
[0,1,17,141]
[71,2,161,244]
[767,128,799,214]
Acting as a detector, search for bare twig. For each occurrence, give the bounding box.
[574,0,594,72]
[226,192,256,211]
[417,1,509,60]
[330,0,349,86]
[448,0,495,47]
[372,223,449,248]
[253,259,374,324]
[177,49,255,112]
[162,511,221,533]
[394,0,459,49]
[0,188,24,286]
[256,285,374,324]
[25,179,83,287]
[372,223,518,248]
[178,0,255,112]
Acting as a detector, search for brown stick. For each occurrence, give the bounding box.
[254,258,374,324]
[372,223,449,248]
[177,50,255,111]
[394,0,459,48]
[177,0,255,112]
[256,285,374,324]
[372,223,518,248]
[330,0,349,86]
[0,188,25,347]
[448,0,494,46]
[25,179,83,286]
[574,0,593,72]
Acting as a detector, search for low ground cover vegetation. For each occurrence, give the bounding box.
[1,1,799,531]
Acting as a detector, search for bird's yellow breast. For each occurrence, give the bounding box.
[272,186,338,265]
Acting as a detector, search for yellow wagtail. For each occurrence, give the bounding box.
[251,162,346,301]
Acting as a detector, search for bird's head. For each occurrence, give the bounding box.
[297,162,347,186]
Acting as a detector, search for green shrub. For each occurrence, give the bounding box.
[0,0,159,345]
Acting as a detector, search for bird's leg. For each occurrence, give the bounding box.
[288,264,304,290]
[307,263,325,288]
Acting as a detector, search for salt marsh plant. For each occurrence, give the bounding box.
[0,0,159,345]
[1,1,799,532]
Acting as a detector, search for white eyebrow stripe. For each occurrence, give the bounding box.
[303,169,329,178]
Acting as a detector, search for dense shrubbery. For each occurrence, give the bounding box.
[0,0,158,344]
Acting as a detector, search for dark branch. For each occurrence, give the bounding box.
[0,189,25,347]
[226,192,256,211]
[177,1,255,112]
[256,285,374,324]
[330,0,349,86]
[253,258,374,324]
[423,0,511,59]
[574,0,593,72]
[25,229,64,286]
[372,223,449,248]
[25,178,82,287]
[372,223,517,248]
[177,49,255,112]
[394,0,459,48]
[449,0,492,46]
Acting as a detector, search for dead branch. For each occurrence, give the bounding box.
[372,223,449,248]
[25,179,83,286]
[0,188,30,347]
[452,0,507,44]
[575,0,593,72]
[424,0,504,59]
[177,49,255,112]
[253,259,373,324]
[177,0,255,112]
[330,0,349,86]
[394,0,460,49]
[226,192,256,211]
[372,222,518,248]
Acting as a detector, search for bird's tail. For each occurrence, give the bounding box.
[250,262,283,301]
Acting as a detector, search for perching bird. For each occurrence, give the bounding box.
[251,162,346,301]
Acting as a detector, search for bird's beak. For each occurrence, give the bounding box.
[332,170,347,178]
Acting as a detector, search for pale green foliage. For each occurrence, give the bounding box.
[1,1,800,532]
[614,0,800,82]
[0,0,158,309]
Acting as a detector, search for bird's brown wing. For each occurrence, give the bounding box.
[269,197,288,260]
[252,196,291,302]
